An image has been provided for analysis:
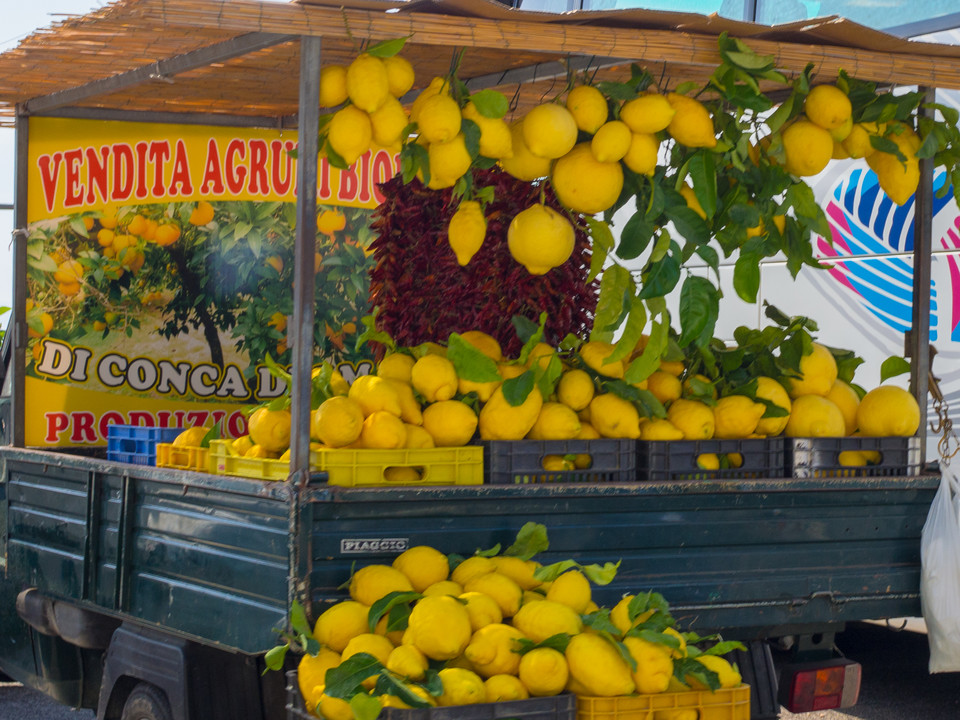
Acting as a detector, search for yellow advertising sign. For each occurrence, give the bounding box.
[24,117,391,448]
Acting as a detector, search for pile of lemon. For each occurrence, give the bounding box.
[297,545,742,719]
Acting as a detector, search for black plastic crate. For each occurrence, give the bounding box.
[637,438,786,481]
[106,425,182,466]
[786,436,921,478]
[483,440,637,484]
[286,670,576,720]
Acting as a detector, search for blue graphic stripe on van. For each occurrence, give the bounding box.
[824,200,913,284]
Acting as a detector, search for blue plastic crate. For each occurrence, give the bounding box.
[107,425,182,466]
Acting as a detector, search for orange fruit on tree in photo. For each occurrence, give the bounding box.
[126,214,148,236]
[28,312,54,338]
[314,252,323,273]
[317,210,347,234]
[154,224,181,247]
[265,255,284,274]
[82,217,95,231]
[189,201,215,226]
[98,214,119,230]
[53,259,83,284]
[59,282,82,297]
[142,219,159,241]
[269,312,287,333]
[97,228,115,247]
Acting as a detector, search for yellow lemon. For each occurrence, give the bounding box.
[519,647,569,696]
[499,120,553,181]
[623,636,674,694]
[422,400,478,446]
[566,84,609,134]
[383,378,423,425]
[787,342,838,398]
[369,95,409,147]
[623,132,660,175]
[311,396,365,447]
[341,632,395,665]
[639,418,685,441]
[462,101,514,159]
[230,435,254,456]
[679,183,707,220]
[407,595,473,661]
[782,119,833,177]
[349,565,413,607]
[172,425,208,448]
[464,623,526,677]
[557,369,596,412]
[485,674,529,702]
[754,376,792,436]
[507,204,575,275]
[546,569,591,614]
[437,667,487,706]
[620,93,676,134]
[312,600,370,653]
[247,407,291,453]
[318,689,355,720]
[687,654,742,689]
[565,632,636,696]
[451,556,497,586]
[804,84,852,131]
[867,127,920,205]
[346,53,389,112]
[360,411,407,449]
[784,395,846,437]
[551,142,624,215]
[713,395,766,439]
[421,580,464,597]
[383,55,415,98]
[856,385,920,437]
[479,385,544,440]
[377,353,416,384]
[411,354,459,402]
[528,402,581,441]
[463,572,523,619]
[327,105,372,166]
[410,76,448,123]
[826,379,861,435]
[591,120,633,162]
[523,103,579,159]
[417,93,462,144]
[647,370,682,404]
[319,64,348,108]
[298,648,342,713]
[348,374,403,417]
[459,591,504,631]
[428,133,473,188]
[447,200,487,266]
[842,122,879,159]
[404,424,436,449]
[666,93,716,148]
[511,599,583,642]
[386,644,428,681]
[490,556,542,591]
[393,545,449,592]
[589,393,641,439]
[667,398,715,440]
[580,341,624,378]
[460,330,502,362]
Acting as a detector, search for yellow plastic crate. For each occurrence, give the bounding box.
[313,445,483,487]
[576,685,750,720]
[156,443,210,472]
[208,440,483,486]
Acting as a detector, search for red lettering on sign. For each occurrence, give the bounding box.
[45,413,69,443]
[338,157,360,202]
[71,412,97,443]
[168,140,193,196]
[225,139,247,195]
[271,140,294,195]
[63,149,84,208]
[38,152,63,213]
[148,141,171,197]
[98,411,125,440]
[134,142,150,199]
[248,139,268,195]
[186,410,209,428]
[112,144,135,201]
[227,411,247,438]
[85,146,110,205]
[201,139,225,194]
[128,411,155,427]
[371,150,394,204]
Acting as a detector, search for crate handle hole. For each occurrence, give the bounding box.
[383,465,425,483]
[837,449,883,468]
[541,454,588,471]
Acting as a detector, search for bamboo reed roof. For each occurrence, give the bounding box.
[1,0,960,128]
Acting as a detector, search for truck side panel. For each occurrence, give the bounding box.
[305,478,935,637]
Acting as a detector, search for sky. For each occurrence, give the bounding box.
[0,2,111,311]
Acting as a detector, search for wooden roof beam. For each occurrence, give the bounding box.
[23,31,295,114]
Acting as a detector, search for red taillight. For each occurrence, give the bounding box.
[779,659,862,713]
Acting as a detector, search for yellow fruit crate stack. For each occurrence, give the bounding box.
[576,685,751,720]
[209,440,483,486]
[156,443,210,472]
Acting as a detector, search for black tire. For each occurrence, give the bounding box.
[121,682,173,720]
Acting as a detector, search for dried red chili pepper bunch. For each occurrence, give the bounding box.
[367,168,598,357]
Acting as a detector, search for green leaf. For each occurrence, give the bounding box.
[618,211,657,260]
[639,252,681,299]
[624,317,667,384]
[593,265,634,339]
[733,251,761,303]
[766,93,795,133]
[695,245,720,277]
[609,296,647,364]
[536,354,565,402]
[448,333,501,382]
[264,643,289,672]
[368,591,420,632]
[586,216,615,283]
[596,81,638,102]
[517,633,573,655]
[665,205,710,246]
[688,152,717,219]
[469,89,509,118]
[581,560,620,586]
[517,312,548,366]
[290,599,313,639]
[581,609,622,637]
[678,276,719,347]
[704,640,748,655]
[364,36,409,58]
[916,131,939,160]
[869,134,906,161]
[880,356,911,382]
[504,522,549,560]
[502,370,536,407]
[350,693,384,720]
[533,559,578,583]
[372,674,432,708]
[675,657,721,691]
[325,653,384,699]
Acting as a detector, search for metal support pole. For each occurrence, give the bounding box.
[909,87,935,465]
[11,108,29,447]
[289,36,322,479]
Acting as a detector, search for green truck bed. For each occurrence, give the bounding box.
[0,446,939,654]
